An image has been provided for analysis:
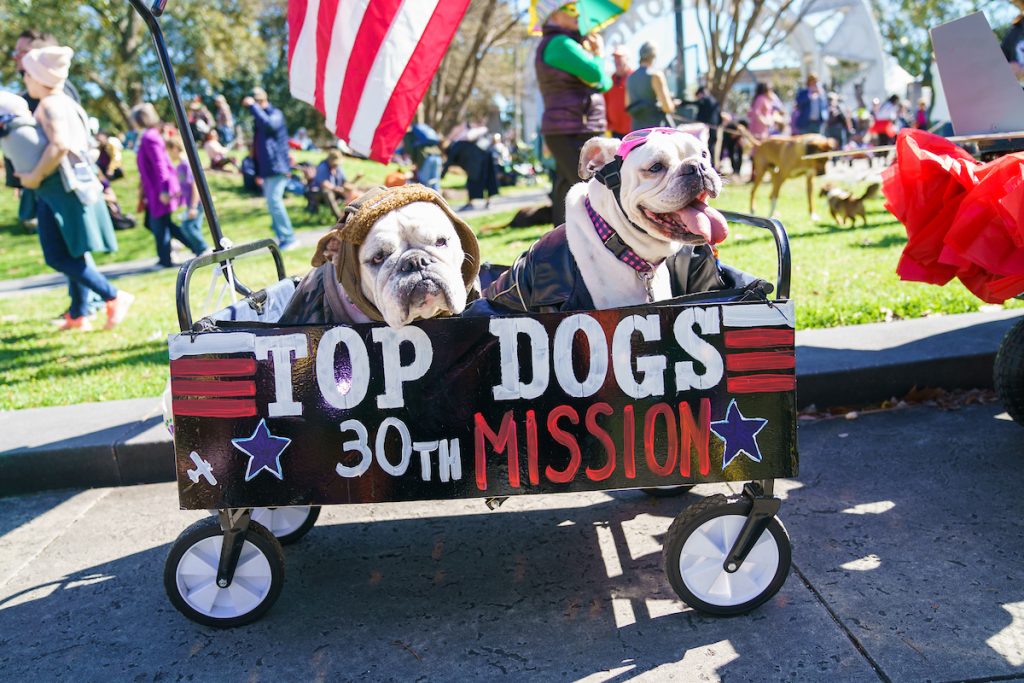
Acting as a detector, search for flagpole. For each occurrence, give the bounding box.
[674,0,686,99]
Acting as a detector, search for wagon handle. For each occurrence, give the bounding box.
[176,238,286,332]
[127,0,251,299]
[719,211,791,300]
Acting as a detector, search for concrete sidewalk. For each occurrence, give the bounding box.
[0,189,549,298]
[1,401,1022,680]
[2,307,1021,498]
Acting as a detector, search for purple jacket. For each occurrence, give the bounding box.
[136,127,180,218]
[536,26,607,136]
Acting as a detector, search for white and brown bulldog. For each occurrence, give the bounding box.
[280,185,480,328]
[484,129,733,313]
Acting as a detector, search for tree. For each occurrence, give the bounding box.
[422,0,527,138]
[694,0,817,104]
[0,0,267,130]
[870,0,1012,87]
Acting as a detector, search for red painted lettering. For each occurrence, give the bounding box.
[644,403,678,477]
[679,399,711,476]
[474,411,519,491]
[623,405,636,479]
[546,405,581,484]
[584,402,616,482]
[525,409,540,486]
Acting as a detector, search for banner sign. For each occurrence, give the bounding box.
[169,300,798,509]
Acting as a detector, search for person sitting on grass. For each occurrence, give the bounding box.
[202,129,239,173]
[306,149,361,220]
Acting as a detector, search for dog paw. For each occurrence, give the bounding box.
[810,212,821,222]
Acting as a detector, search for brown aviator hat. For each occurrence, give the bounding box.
[311,184,481,322]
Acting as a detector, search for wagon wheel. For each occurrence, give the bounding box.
[662,494,791,616]
[209,506,321,545]
[165,517,285,628]
[641,485,695,498]
[994,318,1024,427]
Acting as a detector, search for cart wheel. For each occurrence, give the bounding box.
[662,494,791,616]
[164,517,284,628]
[642,485,695,498]
[994,318,1024,427]
[209,506,320,545]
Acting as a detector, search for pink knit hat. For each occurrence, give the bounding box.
[22,46,74,89]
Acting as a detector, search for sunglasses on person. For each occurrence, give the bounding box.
[616,127,686,158]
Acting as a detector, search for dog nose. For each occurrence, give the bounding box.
[680,160,710,176]
[399,251,435,273]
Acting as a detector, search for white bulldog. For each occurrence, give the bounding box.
[357,201,471,327]
[279,185,480,328]
[569,130,728,309]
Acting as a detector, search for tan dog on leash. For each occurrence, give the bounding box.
[744,131,835,221]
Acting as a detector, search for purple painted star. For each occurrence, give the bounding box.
[232,419,291,482]
[711,399,768,471]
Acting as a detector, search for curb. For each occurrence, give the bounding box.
[2,309,1021,498]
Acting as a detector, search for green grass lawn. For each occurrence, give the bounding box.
[0,163,1019,410]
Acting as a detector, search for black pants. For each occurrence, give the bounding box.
[544,132,594,227]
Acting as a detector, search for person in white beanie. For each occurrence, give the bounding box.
[15,46,133,331]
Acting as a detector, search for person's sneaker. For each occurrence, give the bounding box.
[104,291,135,329]
[279,240,300,252]
[56,313,93,331]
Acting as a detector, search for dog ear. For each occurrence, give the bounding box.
[578,137,620,180]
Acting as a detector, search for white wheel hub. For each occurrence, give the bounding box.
[175,536,273,619]
[678,513,780,607]
[251,506,312,538]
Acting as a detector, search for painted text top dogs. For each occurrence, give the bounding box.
[484,130,739,313]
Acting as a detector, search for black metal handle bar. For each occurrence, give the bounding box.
[176,239,286,332]
[127,0,252,299]
[720,211,791,300]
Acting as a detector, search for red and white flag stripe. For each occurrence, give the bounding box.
[288,0,471,163]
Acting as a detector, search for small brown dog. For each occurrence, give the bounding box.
[819,182,880,227]
[743,131,836,220]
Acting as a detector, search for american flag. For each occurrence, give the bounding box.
[169,333,258,419]
[287,0,472,163]
[721,302,796,394]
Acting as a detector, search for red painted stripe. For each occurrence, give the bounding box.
[313,0,341,113]
[724,328,794,348]
[727,375,797,393]
[172,399,258,418]
[287,0,309,69]
[333,0,404,141]
[169,358,257,377]
[171,379,256,398]
[725,351,795,372]
[368,0,472,162]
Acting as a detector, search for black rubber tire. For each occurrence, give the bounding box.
[994,318,1024,427]
[164,517,285,628]
[662,494,792,616]
[641,485,696,498]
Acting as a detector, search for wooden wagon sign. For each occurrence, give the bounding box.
[168,300,798,509]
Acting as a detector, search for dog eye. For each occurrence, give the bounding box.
[370,250,387,265]
[701,150,709,159]
[648,162,664,173]
[435,237,448,248]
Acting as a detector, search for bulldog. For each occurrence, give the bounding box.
[484,129,740,313]
[279,185,480,328]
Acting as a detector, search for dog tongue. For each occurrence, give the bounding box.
[670,199,729,245]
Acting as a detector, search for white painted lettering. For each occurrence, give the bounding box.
[373,327,433,409]
[490,318,550,400]
[374,416,412,476]
[553,314,608,397]
[336,419,372,478]
[413,440,439,482]
[317,327,370,409]
[673,307,723,390]
[255,334,308,417]
[612,314,666,398]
